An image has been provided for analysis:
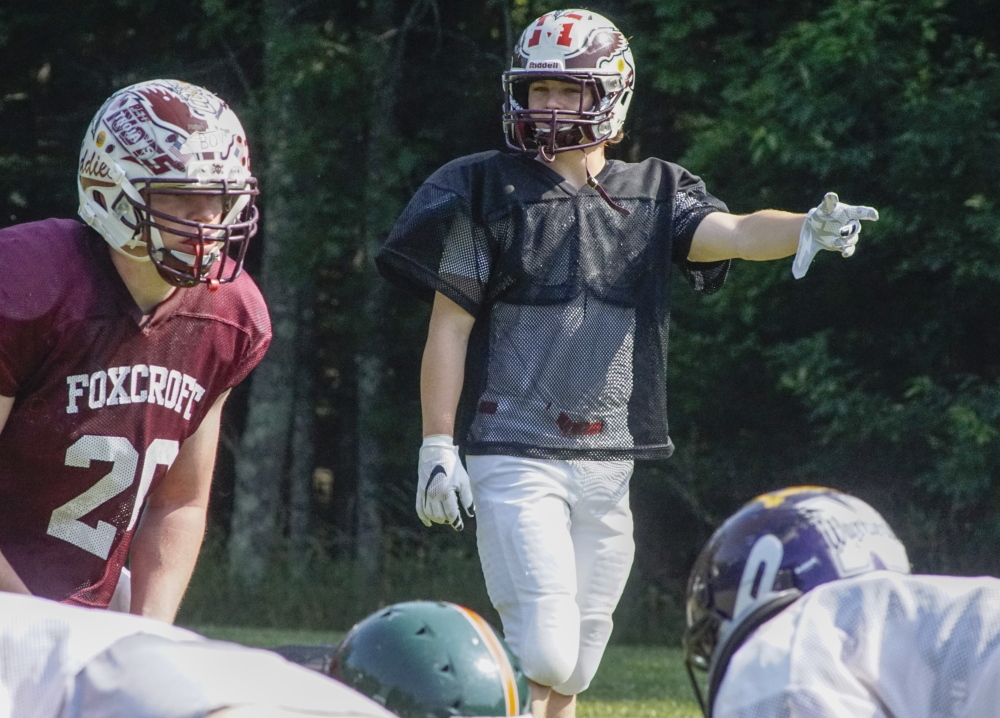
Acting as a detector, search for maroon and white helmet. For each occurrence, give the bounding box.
[503,9,635,157]
[77,79,259,290]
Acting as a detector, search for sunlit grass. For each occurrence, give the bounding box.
[579,700,699,718]
[580,645,700,718]
[188,624,344,647]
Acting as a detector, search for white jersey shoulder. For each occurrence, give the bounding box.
[715,572,1000,718]
[0,593,395,718]
[0,593,200,718]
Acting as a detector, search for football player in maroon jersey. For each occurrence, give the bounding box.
[0,79,271,623]
[377,9,880,718]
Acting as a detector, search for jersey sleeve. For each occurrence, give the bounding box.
[376,172,494,315]
[0,315,41,397]
[226,329,270,390]
[669,167,731,295]
[0,229,63,396]
[222,277,272,390]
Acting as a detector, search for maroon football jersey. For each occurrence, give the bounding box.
[0,219,271,607]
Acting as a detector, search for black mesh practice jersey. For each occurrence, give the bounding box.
[377,151,729,460]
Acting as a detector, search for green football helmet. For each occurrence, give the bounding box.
[330,601,531,718]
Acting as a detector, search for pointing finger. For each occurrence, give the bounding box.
[821,192,839,213]
[845,205,879,222]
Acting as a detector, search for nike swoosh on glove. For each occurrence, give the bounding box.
[416,434,475,530]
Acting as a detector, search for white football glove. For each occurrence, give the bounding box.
[417,435,475,531]
[792,192,879,279]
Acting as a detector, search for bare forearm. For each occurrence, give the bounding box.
[732,210,805,260]
[689,209,806,262]
[421,293,475,438]
[0,398,28,595]
[421,335,468,437]
[129,503,207,622]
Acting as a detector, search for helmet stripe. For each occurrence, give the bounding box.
[453,604,520,716]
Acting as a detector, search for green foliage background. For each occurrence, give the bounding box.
[2,0,999,634]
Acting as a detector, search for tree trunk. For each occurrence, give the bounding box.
[353,0,395,581]
[228,0,301,585]
[354,337,384,578]
[289,286,316,574]
[354,0,432,579]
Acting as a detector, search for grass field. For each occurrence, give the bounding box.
[189,625,702,718]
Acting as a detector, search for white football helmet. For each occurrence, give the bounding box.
[77,79,259,290]
[503,9,635,158]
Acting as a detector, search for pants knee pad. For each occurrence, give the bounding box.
[518,640,578,688]
[551,612,615,695]
[508,596,580,688]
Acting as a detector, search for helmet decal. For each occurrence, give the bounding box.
[797,492,909,578]
[731,533,784,621]
[454,604,523,716]
[139,85,210,133]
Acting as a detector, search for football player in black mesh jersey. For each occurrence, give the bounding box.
[376,9,879,718]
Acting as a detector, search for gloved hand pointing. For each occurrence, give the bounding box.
[793,192,879,279]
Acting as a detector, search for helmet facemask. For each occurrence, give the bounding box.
[128,177,259,290]
[503,71,629,159]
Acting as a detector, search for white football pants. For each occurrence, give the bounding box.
[466,454,635,696]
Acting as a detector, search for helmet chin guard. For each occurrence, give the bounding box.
[77,79,259,291]
[503,10,635,156]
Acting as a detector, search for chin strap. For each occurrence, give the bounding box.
[586,167,631,216]
[535,146,631,216]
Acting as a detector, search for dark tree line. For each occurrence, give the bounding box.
[2,0,999,632]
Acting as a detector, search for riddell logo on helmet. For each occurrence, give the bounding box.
[527,61,563,70]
